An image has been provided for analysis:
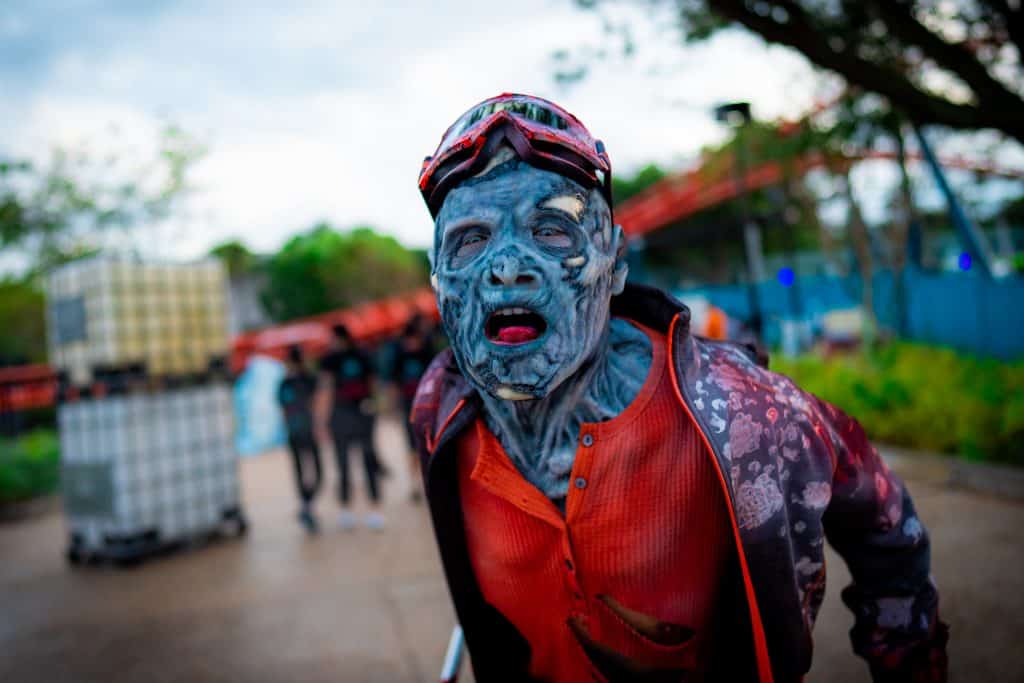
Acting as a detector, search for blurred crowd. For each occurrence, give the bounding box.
[276,316,442,533]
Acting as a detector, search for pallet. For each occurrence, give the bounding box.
[55,357,232,402]
[66,506,248,567]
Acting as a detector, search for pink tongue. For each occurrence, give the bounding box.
[496,325,539,344]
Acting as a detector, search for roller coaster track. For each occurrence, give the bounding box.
[617,147,1023,239]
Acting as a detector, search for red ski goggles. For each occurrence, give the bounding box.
[419,94,613,218]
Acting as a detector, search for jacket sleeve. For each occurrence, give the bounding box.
[409,349,456,470]
[815,397,949,682]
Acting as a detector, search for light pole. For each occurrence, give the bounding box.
[714,101,765,339]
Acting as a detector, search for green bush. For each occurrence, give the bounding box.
[1013,252,1024,274]
[0,429,60,503]
[772,343,1024,466]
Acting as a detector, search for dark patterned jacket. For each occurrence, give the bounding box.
[412,283,948,683]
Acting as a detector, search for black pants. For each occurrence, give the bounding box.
[287,432,322,504]
[401,396,417,450]
[330,409,380,505]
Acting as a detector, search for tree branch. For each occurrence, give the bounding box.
[867,0,1021,110]
[977,0,1024,53]
[706,0,1024,143]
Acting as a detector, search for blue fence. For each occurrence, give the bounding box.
[676,269,1024,360]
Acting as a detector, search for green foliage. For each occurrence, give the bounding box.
[0,277,46,364]
[565,1,1024,143]
[261,224,429,321]
[209,239,261,278]
[627,117,824,283]
[0,429,60,503]
[1013,253,1024,274]
[0,125,204,274]
[612,164,668,204]
[772,343,1024,465]
[700,119,829,177]
[996,193,1024,227]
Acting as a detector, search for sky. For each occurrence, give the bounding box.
[15,0,1021,267]
[0,0,836,260]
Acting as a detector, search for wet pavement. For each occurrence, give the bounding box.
[1,416,1022,682]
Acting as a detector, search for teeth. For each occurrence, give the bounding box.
[495,307,532,316]
[496,386,534,401]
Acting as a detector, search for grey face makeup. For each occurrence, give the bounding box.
[431,159,626,401]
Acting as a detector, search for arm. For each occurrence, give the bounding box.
[367,351,379,394]
[314,371,333,443]
[362,350,380,413]
[817,398,948,682]
[276,379,287,408]
[385,344,403,411]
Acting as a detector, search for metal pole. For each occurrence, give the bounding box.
[439,624,465,683]
[783,210,805,320]
[912,125,994,278]
[717,104,765,339]
[737,136,765,337]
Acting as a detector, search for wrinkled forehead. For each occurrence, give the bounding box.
[435,162,606,231]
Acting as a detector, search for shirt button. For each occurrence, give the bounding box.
[574,477,587,490]
[581,433,594,447]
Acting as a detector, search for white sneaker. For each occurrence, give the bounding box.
[364,511,386,531]
[338,510,356,531]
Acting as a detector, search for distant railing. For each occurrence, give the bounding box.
[677,268,1024,359]
[0,364,57,436]
[0,364,57,412]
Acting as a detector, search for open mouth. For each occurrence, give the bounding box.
[485,307,548,345]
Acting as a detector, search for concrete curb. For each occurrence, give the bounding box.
[879,445,1024,502]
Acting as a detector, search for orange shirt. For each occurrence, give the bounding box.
[456,322,733,682]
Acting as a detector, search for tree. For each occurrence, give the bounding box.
[261,224,429,322]
[0,278,46,365]
[989,191,1024,226]
[562,0,1024,143]
[0,124,204,274]
[612,163,668,204]
[0,126,202,367]
[209,239,261,279]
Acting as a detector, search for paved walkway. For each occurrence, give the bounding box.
[1,417,1022,682]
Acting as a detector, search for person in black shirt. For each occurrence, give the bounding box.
[316,323,384,530]
[389,315,436,502]
[277,345,322,533]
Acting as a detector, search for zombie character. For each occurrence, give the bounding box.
[411,94,947,682]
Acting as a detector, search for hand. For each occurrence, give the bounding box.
[315,422,329,445]
[360,398,377,415]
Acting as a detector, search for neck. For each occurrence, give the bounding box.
[479,318,652,505]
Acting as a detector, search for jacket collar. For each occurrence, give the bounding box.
[610,281,690,336]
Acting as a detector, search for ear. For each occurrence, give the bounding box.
[429,217,442,287]
[610,224,628,295]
